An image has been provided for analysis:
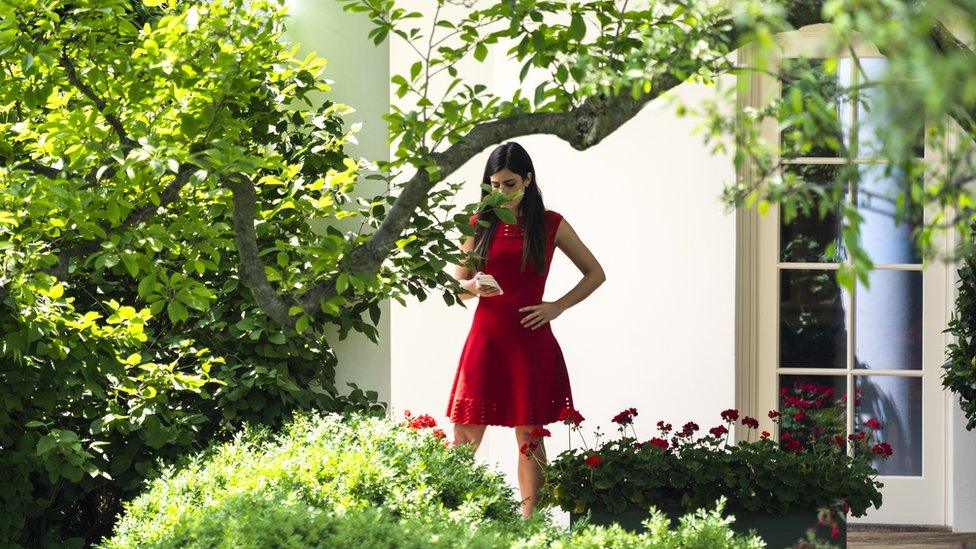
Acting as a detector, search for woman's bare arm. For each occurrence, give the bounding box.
[454,234,499,300]
[551,218,606,312]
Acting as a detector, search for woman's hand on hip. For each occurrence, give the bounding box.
[518,301,563,330]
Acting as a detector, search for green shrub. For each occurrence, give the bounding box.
[99,410,765,548]
[99,410,522,547]
[943,244,976,430]
[0,0,387,543]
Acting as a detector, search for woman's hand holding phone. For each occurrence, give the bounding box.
[473,271,501,297]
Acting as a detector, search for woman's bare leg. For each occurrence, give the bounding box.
[515,424,547,519]
[452,423,487,453]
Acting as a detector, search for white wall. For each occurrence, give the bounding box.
[386,1,737,526]
[949,396,976,531]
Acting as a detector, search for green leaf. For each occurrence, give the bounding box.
[122,254,140,278]
[519,59,532,82]
[474,42,488,62]
[36,436,56,456]
[149,300,165,316]
[179,113,200,137]
[494,205,517,224]
[167,300,187,323]
[534,82,547,107]
[568,13,585,41]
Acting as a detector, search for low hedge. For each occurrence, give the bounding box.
[98,410,766,548]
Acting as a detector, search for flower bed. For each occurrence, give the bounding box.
[526,391,893,548]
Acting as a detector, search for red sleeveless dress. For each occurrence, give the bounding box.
[445,209,575,427]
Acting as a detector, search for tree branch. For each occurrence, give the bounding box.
[224,175,297,329]
[929,20,976,136]
[58,50,137,153]
[282,1,976,330]
[20,160,66,180]
[292,78,678,322]
[51,166,195,278]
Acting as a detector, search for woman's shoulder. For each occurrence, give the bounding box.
[545,209,564,224]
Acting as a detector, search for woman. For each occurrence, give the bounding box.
[444,141,607,519]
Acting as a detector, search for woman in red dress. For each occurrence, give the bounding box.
[445,141,607,519]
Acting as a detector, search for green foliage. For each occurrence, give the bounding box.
[99,410,520,547]
[557,496,766,549]
[943,237,976,430]
[99,410,764,549]
[695,0,976,294]
[0,0,388,544]
[339,0,733,171]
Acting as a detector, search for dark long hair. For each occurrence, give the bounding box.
[471,141,548,275]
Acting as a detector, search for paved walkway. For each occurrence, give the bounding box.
[848,529,976,548]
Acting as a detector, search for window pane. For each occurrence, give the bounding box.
[777,374,847,451]
[856,164,923,265]
[855,375,922,476]
[855,58,925,159]
[780,164,848,263]
[855,269,923,371]
[779,57,853,158]
[780,269,849,369]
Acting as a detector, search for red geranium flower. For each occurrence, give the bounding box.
[792,411,808,423]
[557,405,585,426]
[760,430,770,439]
[848,432,867,442]
[529,427,551,440]
[741,416,760,429]
[656,420,673,433]
[520,441,539,456]
[768,410,781,419]
[585,453,602,468]
[871,442,893,457]
[709,425,729,438]
[784,438,803,451]
[648,437,669,450]
[432,428,446,439]
[677,421,699,437]
[834,435,845,446]
[403,410,438,429]
[865,418,883,430]
[612,407,638,425]
[721,408,739,422]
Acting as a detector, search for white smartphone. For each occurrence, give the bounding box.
[475,273,503,295]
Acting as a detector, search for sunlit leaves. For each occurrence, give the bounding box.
[0,0,389,543]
